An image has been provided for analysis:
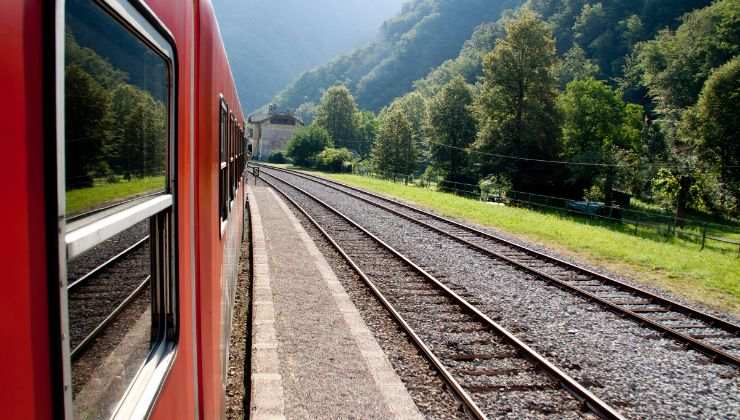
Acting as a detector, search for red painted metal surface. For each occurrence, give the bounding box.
[145,0,199,418]
[0,1,55,419]
[194,1,246,417]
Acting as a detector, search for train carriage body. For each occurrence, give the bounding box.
[0,1,248,418]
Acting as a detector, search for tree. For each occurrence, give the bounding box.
[65,65,112,188]
[286,125,333,166]
[558,78,633,201]
[686,57,740,214]
[354,111,378,159]
[66,32,127,90]
[632,0,740,114]
[555,45,600,89]
[473,8,561,192]
[393,92,429,169]
[372,104,416,177]
[267,151,288,164]
[314,85,359,150]
[315,148,355,172]
[629,0,740,217]
[110,84,167,179]
[428,76,477,186]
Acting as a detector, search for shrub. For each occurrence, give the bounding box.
[583,185,605,202]
[315,148,354,172]
[285,125,332,167]
[479,174,512,202]
[267,151,288,164]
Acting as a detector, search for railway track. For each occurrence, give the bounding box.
[256,164,740,368]
[256,171,625,420]
[68,230,151,360]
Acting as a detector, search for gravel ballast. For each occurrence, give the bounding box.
[263,178,468,419]
[225,208,252,419]
[261,168,740,420]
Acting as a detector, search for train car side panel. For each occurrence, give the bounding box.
[195,1,247,417]
[0,2,56,419]
[141,0,198,418]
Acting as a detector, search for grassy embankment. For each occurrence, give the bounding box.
[306,171,739,316]
[66,176,165,216]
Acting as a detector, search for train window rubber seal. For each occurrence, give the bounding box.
[53,0,180,419]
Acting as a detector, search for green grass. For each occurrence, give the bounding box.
[66,176,165,216]
[310,172,740,316]
[629,198,740,242]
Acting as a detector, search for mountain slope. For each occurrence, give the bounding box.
[273,0,713,115]
[411,0,713,102]
[271,0,523,112]
[212,0,404,110]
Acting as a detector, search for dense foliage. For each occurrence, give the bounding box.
[271,0,522,112]
[270,0,739,219]
[428,76,477,186]
[473,9,561,193]
[372,103,417,177]
[279,85,379,172]
[266,151,289,164]
[315,86,360,150]
[65,34,167,189]
[285,125,333,166]
[315,148,355,172]
[558,78,642,200]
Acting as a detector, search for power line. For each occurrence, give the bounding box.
[325,137,740,169]
[426,139,740,169]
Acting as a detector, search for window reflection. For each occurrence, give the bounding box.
[68,221,152,420]
[65,0,169,217]
[64,1,173,418]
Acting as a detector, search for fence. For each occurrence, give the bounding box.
[351,167,740,256]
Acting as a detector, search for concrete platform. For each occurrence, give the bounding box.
[247,184,422,420]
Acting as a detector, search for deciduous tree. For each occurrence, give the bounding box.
[286,125,333,166]
[372,104,416,177]
[354,110,378,159]
[685,57,740,214]
[428,76,477,186]
[558,78,633,201]
[473,8,561,192]
[65,65,112,188]
[315,85,359,150]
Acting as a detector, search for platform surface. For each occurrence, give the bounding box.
[248,184,422,420]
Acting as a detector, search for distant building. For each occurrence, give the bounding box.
[248,105,304,160]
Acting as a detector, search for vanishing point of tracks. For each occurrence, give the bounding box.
[257,169,625,419]
[257,164,740,368]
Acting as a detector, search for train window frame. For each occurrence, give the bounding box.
[219,96,229,236]
[54,0,179,418]
[229,113,236,206]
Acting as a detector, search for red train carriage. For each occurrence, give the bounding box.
[0,0,248,418]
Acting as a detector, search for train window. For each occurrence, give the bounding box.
[61,0,177,418]
[219,99,229,227]
[230,116,236,202]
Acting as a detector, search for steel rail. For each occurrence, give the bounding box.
[262,164,740,334]
[71,276,151,360]
[68,236,150,291]
[257,171,626,420]
[257,164,740,367]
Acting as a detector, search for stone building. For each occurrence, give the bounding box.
[248,106,304,160]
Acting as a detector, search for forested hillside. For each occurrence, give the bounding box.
[274,0,740,220]
[414,0,713,99]
[271,0,523,113]
[212,0,404,110]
